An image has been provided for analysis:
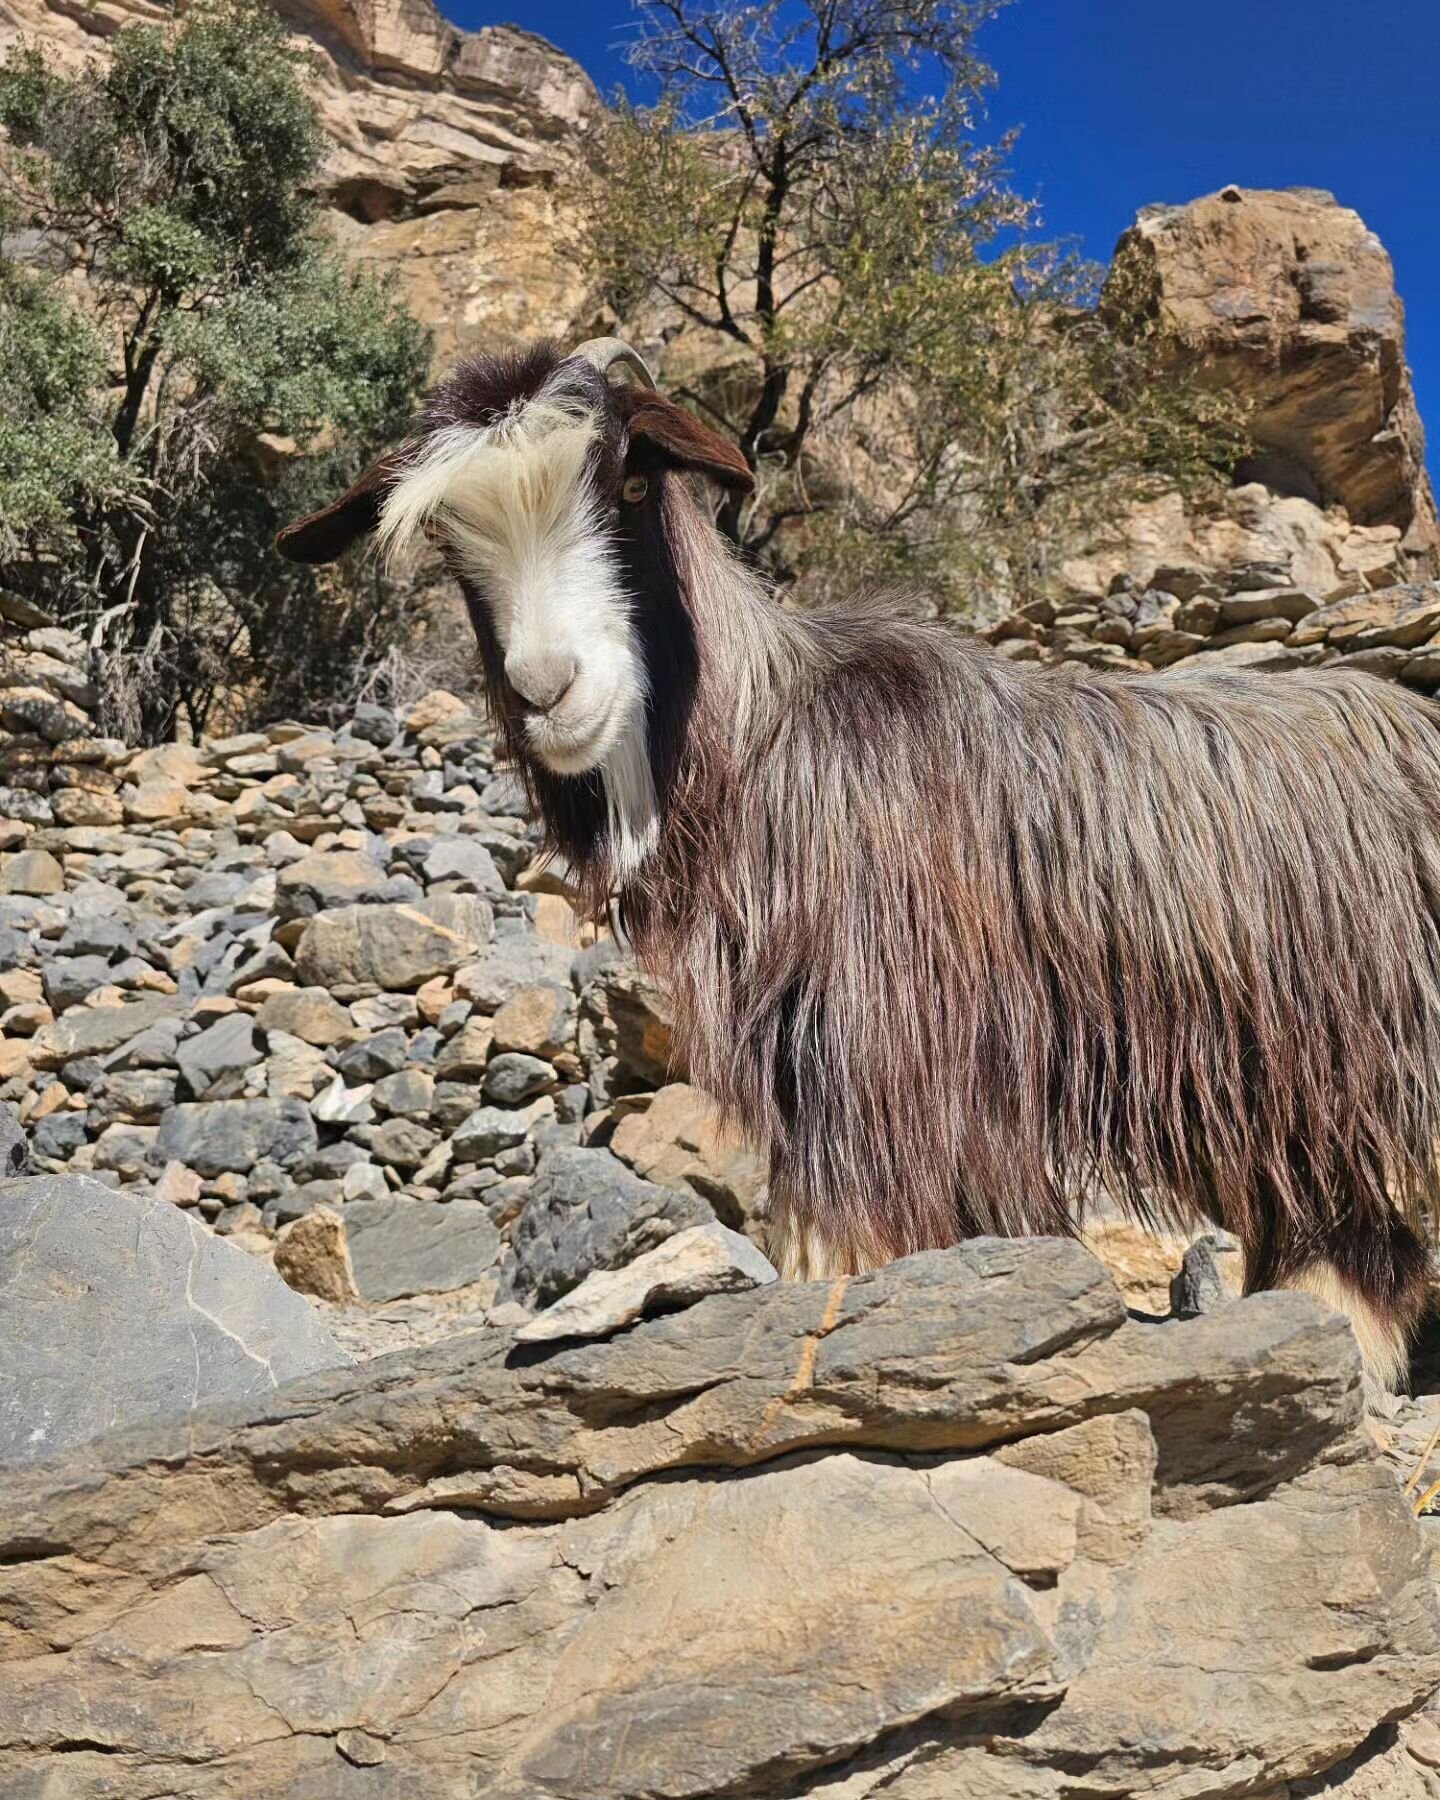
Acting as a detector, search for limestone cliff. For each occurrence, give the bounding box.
[0,0,600,358]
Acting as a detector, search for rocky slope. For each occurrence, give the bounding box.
[7,592,1440,1796]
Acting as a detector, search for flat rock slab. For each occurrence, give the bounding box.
[519,1220,777,1343]
[0,1241,1436,1798]
[0,1174,349,1467]
[343,1195,501,1303]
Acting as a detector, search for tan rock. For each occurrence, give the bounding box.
[1110,186,1438,558]
[153,1161,203,1208]
[255,987,355,1047]
[403,690,470,735]
[491,981,574,1059]
[610,1083,766,1234]
[274,1208,361,1306]
[50,788,125,828]
[0,847,63,895]
[120,779,191,825]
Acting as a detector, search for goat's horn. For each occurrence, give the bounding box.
[571,336,657,389]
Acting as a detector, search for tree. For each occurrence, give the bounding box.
[0,0,431,739]
[584,0,1248,607]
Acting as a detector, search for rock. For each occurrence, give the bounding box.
[580,962,680,1086]
[418,833,504,895]
[1291,583,1440,649]
[1109,186,1438,555]
[0,1243,1435,1796]
[491,978,575,1059]
[0,1103,32,1179]
[451,1095,554,1163]
[0,846,63,895]
[156,1098,318,1177]
[433,1013,495,1077]
[0,1173,348,1466]
[273,1208,360,1305]
[274,848,414,921]
[404,690,471,735]
[609,1082,767,1233]
[343,1194,501,1302]
[370,1066,435,1118]
[355,1115,439,1170]
[176,1011,259,1098]
[336,1023,411,1079]
[295,894,494,993]
[518,1220,778,1343]
[500,1146,715,1309]
[1171,1232,1242,1317]
[28,994,180,1070]
[454,932,575,1010]
[482,1049,554,1103]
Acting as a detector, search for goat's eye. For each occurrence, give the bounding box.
[621,475,649,505]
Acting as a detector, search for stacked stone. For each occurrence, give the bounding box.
[985,573,1440,687]
[0,684,763,1334]
[0,594,105,834]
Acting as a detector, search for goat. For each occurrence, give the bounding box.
[278,336,1440,1395]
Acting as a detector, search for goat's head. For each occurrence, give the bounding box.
[275,340,752,826]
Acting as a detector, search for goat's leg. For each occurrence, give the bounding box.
[764,1172,890,1282]
[1240,1193,1430,1403]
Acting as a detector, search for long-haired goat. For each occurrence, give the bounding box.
[279,337,1440,1393]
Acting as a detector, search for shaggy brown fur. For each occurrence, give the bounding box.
[279,341,1440,1390]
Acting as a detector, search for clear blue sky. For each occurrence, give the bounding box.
[450,0,1440,469]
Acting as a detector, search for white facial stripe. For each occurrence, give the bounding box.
[378,400,658,878]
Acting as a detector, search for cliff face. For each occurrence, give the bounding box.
[2,9,1436,595]
[0,0,600,358]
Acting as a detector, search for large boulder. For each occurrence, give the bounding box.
[0,1174,348,1467]
[1109,185,1439,561]
[0,1242,1436,1796]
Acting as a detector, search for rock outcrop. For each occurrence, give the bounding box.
[0,0,600,359]
[3,1236,1439,1798]
[1111,186,1438,558]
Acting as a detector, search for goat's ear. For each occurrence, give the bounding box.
[274,448,410,564]
[621,391,754,494]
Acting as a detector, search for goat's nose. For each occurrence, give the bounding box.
[506,652,578,712]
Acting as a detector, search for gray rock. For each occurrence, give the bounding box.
[86,1070,177,1129]
[55,913,136,960]
[0,1173,348,1467]
[343,1195,501,1303]
[479,771,526,815]
[455,933,575,1011]
[1172,1233,1238,1318]
[371,1066,436,1118]
[29,995,180,1070]
[519,1221,778,1344]
[295,894,494,993]
[156,1099,317,1177]
[1,1243,1434,1800]
[0,1105,32,1179]
[452,1099,551,1164]
[352,1116,440,1171]
[274,849,417,923]
[30,1111,89,1161]
[336,1025,410,1081]
[500,1147,715,1309]
[419,834,504,896]
[176,1012,259,1099]
[483,1051,554,1104]
[41,955,113,1012]
[348,702,399,747]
